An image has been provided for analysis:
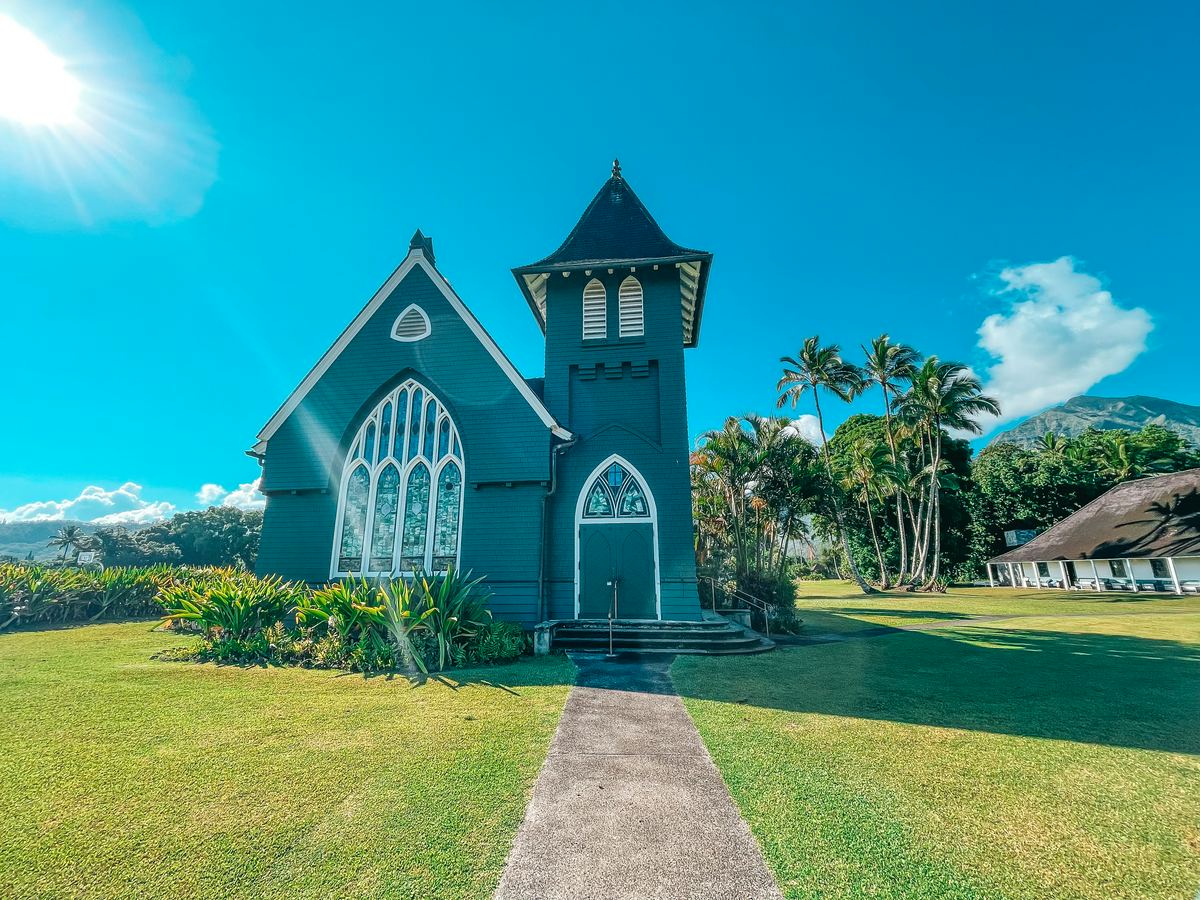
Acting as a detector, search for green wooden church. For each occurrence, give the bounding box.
[252,164,765,651]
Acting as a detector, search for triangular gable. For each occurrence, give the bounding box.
[252,247,572,454]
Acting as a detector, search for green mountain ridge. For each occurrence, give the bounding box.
[0,519,147,562]
[990,395,1200,448]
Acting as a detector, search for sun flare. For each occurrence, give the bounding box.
[0,14,82,125]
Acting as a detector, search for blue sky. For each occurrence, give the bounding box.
[1,0,1196,522]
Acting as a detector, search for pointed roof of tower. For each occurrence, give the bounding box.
[513,162,713,346]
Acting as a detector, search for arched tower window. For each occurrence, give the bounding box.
[333,379,465,576]
[582,278,607,340]
[582,461,651,519]
[618,276,644,338]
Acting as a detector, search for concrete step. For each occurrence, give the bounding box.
[549,619,774,655]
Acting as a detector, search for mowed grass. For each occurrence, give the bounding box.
[0,623,573,900]
[792,579,1200,634]
[674,584,1200,900]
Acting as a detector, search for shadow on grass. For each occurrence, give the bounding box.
[825,607,981,621]
[672,614,1200,755]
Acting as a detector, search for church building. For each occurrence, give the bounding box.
[252,164,715,630]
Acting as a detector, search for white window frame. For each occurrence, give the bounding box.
[618,276,644,338]
[330,378,465,578]
[582,278,607,341]
[391,303,431,342]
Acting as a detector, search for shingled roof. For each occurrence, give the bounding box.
[513,161,713,346]
[990,468,1200,563]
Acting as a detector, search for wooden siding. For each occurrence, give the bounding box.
[256,262,551,610]
[541,266,701,620]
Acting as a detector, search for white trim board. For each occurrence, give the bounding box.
[573,454,662,620]
[255,248,572,450]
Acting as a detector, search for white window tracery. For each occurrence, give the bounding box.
[333,379,464,576]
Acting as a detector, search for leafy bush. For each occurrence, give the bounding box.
[466,621,527,664]
[3,560,522,673]
[0,563,175,630]
[159,572,303,640]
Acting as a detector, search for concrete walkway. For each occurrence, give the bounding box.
[494,654,782,900]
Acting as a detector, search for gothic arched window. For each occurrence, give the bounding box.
[581,461,651,519]
[618,276,644,338]
[333,379,465,576]
[582,278,607,340]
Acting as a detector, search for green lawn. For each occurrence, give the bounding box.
[0,622,573,900]
[792,579,1200,634]
[674,584,1200,900]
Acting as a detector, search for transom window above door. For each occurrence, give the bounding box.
[583,462,650,518]
[333,379,464,576]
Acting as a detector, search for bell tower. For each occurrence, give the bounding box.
[514,163,712,621]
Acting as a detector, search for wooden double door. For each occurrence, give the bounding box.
[578,523,657,619]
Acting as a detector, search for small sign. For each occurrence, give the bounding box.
[77,551,96,564]
[1004,529,1038,547]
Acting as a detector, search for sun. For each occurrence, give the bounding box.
[0,14,82,126]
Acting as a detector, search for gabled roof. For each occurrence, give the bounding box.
[512,162,713,347]
[250,233,572,456]
[989,468,1200,563]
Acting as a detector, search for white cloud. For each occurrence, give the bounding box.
[974,257,1153,432]
[0,482,176,524]
[195,479,265,512]
[782,415,825,446]
[196,483,227,505]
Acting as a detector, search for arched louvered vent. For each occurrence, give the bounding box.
[391,304,431,342]
[618,276,644,338]
[582,279,607,340]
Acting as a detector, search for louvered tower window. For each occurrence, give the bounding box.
[618,276,644,337]
[582,279,607,340]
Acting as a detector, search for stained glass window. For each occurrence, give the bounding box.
[437,418,450,461]
[364,422,376,464]
[433,462,462,571]
[408,388,423,460]
[583,461,651,521]
[401,463,431,572]
[422,398,437,459]
[334,380,463,576]
[337,465,370,571]
[368,464,400,570]
[379,403,392,460]
[606,462,627,491]
[618,480,649,517]
[393,389,408,460]
[584,479,614,517]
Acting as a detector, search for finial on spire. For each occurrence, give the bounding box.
[612,158,621,178]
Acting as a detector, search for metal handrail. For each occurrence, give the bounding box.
[702,576,771,638]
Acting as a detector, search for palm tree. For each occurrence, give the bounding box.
[777,336,875,593]
[895,358,999,587]
[838,437,901,587]
[47,524,86,561]
[862,335,920,581]
[1035,431,1068,456]
[1094,432,1171,482]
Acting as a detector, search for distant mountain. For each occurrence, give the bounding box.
[0,519,141,562]
[990,395,1200,448]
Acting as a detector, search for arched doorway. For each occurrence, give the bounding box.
[574,456,660,619]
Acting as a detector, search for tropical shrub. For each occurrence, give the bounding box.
[415,569,491,670]
[159,572,303,640]
[3,560,521,674]
[466,621,527,664]
[0,563,176,630]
